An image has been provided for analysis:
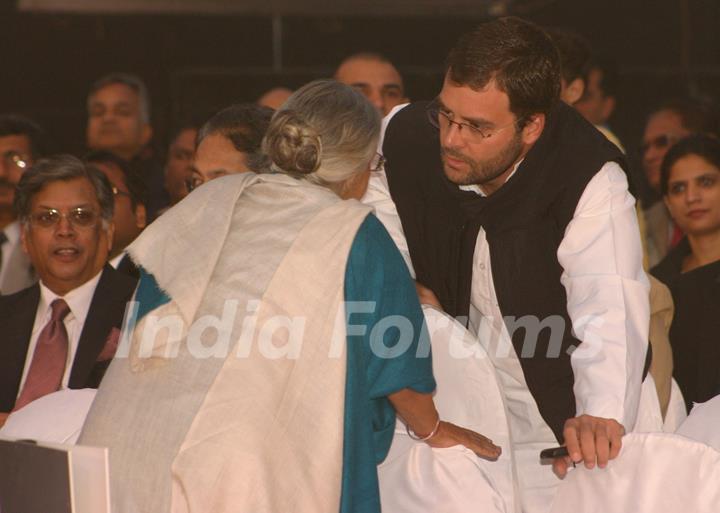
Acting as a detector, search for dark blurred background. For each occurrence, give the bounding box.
[1,0,718,161]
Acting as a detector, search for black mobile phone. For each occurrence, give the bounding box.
[539,446,569,460]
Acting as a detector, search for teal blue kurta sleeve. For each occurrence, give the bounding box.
[134,267,171,320]
[340,214,436,513]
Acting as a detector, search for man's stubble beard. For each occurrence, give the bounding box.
[441,129,524,187]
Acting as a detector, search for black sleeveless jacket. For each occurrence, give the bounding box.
[383,101,629,441]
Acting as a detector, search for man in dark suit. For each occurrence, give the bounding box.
[0,155,137,422]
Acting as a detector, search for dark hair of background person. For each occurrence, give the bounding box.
[167,115,206,148]
[586,55,620,99]
[444,16,561,127]
[87,72,152,124]
[660,134,720,196]
[0,114,50,159]
[546,28,593,86]
[651,97,720,137]
[84,149,148,209]
[196,103,274,172]
[337,51,397,68]
[13,154,114,222]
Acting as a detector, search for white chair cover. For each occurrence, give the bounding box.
[676,395,720,452]
[663,378,688,432]
[378,307,515,513]
[632,374,663,433]
[0,389,97,444]
[634,376,687,433]
[550,432,720,513]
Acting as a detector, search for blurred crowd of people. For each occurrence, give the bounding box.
[0,15,719,513]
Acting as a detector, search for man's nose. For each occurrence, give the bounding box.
[366,89,384,113]
[55,215,77,236]
[443,121,464,148]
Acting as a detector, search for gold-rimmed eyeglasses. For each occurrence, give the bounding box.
[28,208,100,229]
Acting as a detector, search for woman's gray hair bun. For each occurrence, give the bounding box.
[260,79,380,192]
[263,110,323,176]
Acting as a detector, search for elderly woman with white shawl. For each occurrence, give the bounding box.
[79,79,500,513]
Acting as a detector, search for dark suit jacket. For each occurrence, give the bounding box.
[0,265,137,412]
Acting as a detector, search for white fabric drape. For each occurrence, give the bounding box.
[378,307,516,513]
[550,432,720,513]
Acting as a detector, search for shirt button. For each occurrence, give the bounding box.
[479,263,486,270]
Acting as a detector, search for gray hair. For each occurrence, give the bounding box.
[14,154,114,223]
[262,79,380,193]
[87,72,151,124]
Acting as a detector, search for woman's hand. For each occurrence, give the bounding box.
[425,421,502,460]
[388,388,501,461]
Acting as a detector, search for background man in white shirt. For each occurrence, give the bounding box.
[372,17,650,512]
[0,155,137,425]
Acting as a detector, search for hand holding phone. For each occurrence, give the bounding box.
[540,446,569,460]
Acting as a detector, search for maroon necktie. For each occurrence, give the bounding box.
[14,298,71,411]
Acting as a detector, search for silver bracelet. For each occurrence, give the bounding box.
[406,418,441,442]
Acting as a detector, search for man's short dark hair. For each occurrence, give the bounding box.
[84,149,147,209]
[445,17,561,126]
[197,104,274,172]
[14,154,114,223]
[87,72,151,124]
[336,52,398,71]
[0,114,48,160]
[547,29,592,86]
[168,116,204,149]
[587,55,619,99]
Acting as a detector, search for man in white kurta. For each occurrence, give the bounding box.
[364,18,649,513]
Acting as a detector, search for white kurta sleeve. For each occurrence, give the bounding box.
[361,104,416,277]
[557,161,650,429]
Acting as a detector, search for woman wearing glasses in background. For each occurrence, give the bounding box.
[651,134,720,412]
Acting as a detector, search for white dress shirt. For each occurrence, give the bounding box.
[17,271,103,396]
[109,253,124,269]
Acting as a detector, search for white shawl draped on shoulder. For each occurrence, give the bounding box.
[81,173,371,513]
